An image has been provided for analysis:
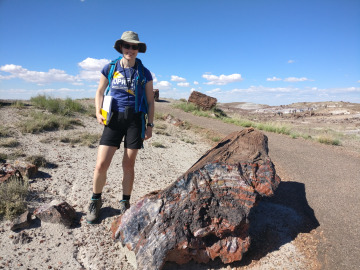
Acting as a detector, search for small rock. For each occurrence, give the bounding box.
[12,231,32,244]
[10,210,33,231]
[34,201,77,228]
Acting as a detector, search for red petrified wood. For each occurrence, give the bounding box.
[111,128,281,270]
[188,90,217,110]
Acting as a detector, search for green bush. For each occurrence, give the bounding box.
[0,177,29,220]
[30,95,84,116]
[0,138,20,148]
[152,142,166,148]
[25,155,48,167]
[18,111,79,133]
[0,126,11,137]
[11,100,25,108]
[60,133,101,147]
[317,135,341,145]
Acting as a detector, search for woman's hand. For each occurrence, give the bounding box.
[144,127,152,140]
[96,110,105,125]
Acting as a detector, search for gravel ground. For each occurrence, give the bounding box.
[1,99,359,269]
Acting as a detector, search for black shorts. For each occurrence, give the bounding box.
[99,111,144,149]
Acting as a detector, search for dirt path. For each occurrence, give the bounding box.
[157,101,360,270]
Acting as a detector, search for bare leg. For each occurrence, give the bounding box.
[122,148,139,196]
[93,145,117,193]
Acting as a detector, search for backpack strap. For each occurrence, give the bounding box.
[105,57,121,96]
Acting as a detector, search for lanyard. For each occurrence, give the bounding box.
[121,62,137,105]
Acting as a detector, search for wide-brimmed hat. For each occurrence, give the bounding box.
[114,31,147,53]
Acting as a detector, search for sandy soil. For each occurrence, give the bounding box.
[1,98,358,269]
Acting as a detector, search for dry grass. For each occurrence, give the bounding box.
[0,176,29,220]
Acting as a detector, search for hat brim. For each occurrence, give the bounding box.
[114,39,147,53]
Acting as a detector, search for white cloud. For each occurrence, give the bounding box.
[357,80,360,83]
[267,76,282,81]
[0,64,80,84]
[151,72,158,83]
[171,75,186,82]
[154,80,172,90]
[193,81,199,85]
[288,60,295,64]
[202,73,243,85]
[206,88,221,94]
[177,82,190,87]
[78,57,110,81]
[78,58,109,71]
[284,77,312,82]
[190,88,196,92]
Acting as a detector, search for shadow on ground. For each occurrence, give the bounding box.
[163,181,319,269]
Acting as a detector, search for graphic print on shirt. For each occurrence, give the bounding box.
[111,69,136,96]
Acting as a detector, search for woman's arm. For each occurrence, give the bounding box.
[95,74,109,125]
[144,80,154,140]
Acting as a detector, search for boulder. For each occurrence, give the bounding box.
[153,89,159,101]
[111,128,281,270]
[188,91,217,110]
[34,201,77,228]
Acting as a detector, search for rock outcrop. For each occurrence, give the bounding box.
[111,128,281,270]
[188,91,217,110]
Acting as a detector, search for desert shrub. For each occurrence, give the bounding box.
[39,137,57,144]
[30,95,84,116]
[0,152,7,162]
[152,142,166,148]
[317,135,341,146]
[6,149,26,161]
[179,121,192,130]
[0,177,29,220]
[173,101,227,119]
[181,138,195,144]
[256,123,291,135]
[155,123,167,130]
[173,101,198,113]
[60,133,101,147]
[0,138,20,148]
[25,155,48,167]
[84,104,96,118]
[154,112,167,120]
[11,100,25,108]
[0,126,11,138]
[179,98,187,102]
[155,130,171,136]
[18,111,79,133]
[222,117,254,128]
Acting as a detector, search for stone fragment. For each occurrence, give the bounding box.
[10,210,33,231]
[188,91,217,110]
[12,231,32,244]
[34,201,77,228]
[165,114,184,127]
[153,89,159,101]
[0,164,23,183]
[111,128,281,270]
[13,160,38,178]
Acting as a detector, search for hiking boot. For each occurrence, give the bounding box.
[119,200,130,215]
[86,198,102,223]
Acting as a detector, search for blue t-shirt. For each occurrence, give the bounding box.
[101,61,153,112]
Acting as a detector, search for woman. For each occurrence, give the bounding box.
[86,31,154,223]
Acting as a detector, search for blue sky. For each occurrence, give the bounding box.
[0,0,359,105]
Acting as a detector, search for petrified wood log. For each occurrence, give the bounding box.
[153,89,159,101]
[111,128,280,270]
[188,90,217,110]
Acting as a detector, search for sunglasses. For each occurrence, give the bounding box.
[122,43,139,50]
